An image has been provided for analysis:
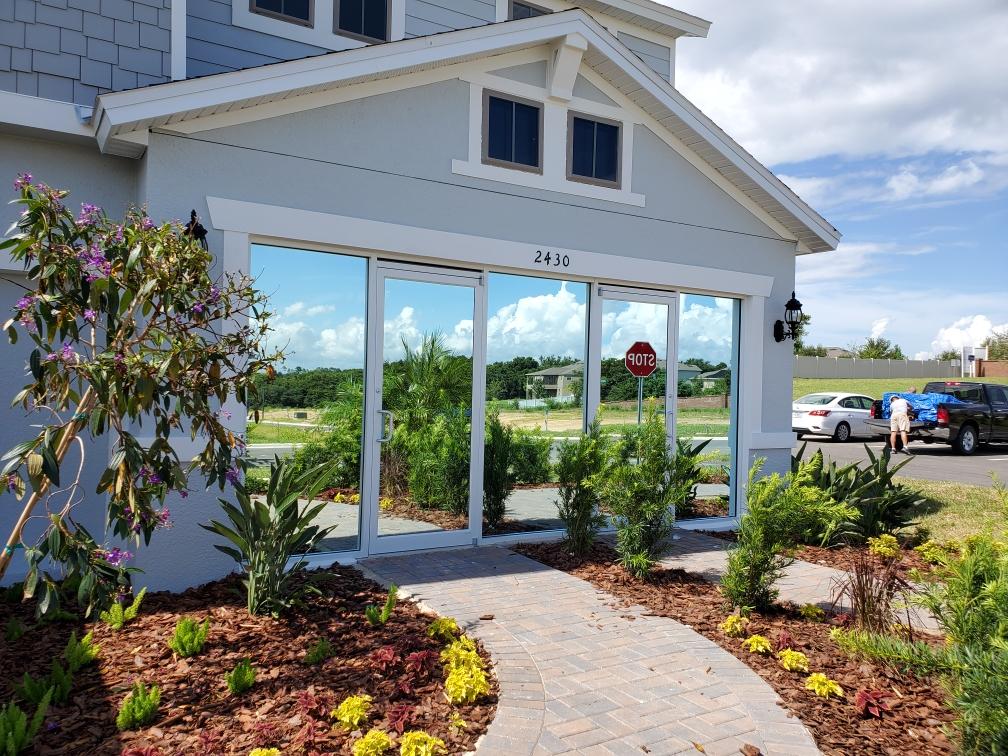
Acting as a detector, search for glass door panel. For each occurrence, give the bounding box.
[371,267,480,551]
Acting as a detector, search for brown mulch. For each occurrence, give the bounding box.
[514,541,955,756]
[318,487,469,531]
[1,567,496,755]
[678,498,730,520]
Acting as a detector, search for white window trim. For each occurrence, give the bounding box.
[233,0,405,49]
[453,76,645,207]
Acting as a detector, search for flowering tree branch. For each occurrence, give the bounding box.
[0,175,281,616]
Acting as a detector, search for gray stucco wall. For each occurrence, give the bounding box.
[0,0,171,106]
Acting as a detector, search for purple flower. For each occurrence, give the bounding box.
[225,466,240,486]
[19,313,37,333]
[140,216,154,230]
[207,285,221,304]
[76,203,102,227]
[192,301,204,315]
[60,342,76,362]
[112,225,124,243]
[13,173,32,190]
[15,294,34,311]
[157,508,172,528]
[44,720,59,732]
[101,547,133,567]
[45,352,59,362]
[6,474,17,492]
[179,490,189,499]
[114,352,125,364]
[83,309,96,324]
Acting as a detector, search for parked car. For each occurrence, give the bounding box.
[866,381,1008,455]
[792,392,875,442]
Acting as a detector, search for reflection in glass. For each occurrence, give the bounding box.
[248,245,367,553]
[483,274,588,536]
[378,278,474,537]
[675,294,740,520]
[599,298,669,429]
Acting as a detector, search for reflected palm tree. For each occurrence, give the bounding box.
[385,331,471,434]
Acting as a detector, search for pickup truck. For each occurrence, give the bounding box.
[866,381,1008,455]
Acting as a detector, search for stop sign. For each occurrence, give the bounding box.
[625,341,657,378]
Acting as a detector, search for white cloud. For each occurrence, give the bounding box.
[930,315,1008,356]
[870,318,889,339]
[485,283,588,361]
[318,317,366,363]
[305,304,336,317]
[601,301,669,358]
[677,298,735,365]
[282,301,305,317]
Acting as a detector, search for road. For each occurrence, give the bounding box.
[795,437,1008,487]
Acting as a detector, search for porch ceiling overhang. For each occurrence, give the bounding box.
[93,10,839,254]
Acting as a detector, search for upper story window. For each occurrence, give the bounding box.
[509,0,550,19]
[251,0,312,26]
[483,91,543,173]
[568,112,621,188]
[336,0,389,41]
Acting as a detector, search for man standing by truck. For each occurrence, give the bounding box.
[889,394,912,454]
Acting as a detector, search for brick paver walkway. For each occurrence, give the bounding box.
[361,546,819,756]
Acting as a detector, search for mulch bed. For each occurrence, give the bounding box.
[514,541,955,756]
[1,567,496,755]
[678,498,730,520]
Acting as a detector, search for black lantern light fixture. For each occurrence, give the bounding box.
[773,291,803,343]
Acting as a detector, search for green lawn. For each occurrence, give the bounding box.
[793,376,1008,400]
[899,476,1008,542]
[247,422,313,445]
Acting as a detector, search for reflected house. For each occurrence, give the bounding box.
[0,0,841,589]
[699,368,732,390]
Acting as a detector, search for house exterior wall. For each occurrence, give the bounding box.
[616,31,669,81]
[404,0,495,38]
[0,0,172,106]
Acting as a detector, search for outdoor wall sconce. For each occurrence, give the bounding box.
[184,209,209,250]
[773,291,803,342]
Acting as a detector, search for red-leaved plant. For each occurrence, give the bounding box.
[370,645,401,673]
[854,689,891,719]
[404,649,439,678]
[774,630,795,652]
[386,703,416,735]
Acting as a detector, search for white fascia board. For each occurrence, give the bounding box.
[0,91,95,144]
[597,0,710,37]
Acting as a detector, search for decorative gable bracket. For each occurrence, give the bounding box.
[549,33,588,101]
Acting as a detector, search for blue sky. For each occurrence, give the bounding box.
[669,0,1008,358]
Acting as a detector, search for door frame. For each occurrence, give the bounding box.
[362,259,487,555]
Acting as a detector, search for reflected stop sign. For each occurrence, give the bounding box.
[625,341,658,378]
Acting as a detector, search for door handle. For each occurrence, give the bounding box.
[378,410,394,443]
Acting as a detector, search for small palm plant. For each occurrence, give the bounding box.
[202,457,337,615]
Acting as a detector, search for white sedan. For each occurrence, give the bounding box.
[792,392,877,442]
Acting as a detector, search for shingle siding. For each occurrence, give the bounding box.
[617,31,670,82]
[0,0,171,105]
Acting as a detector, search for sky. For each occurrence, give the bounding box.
[667,0,1008,358]
[253,246,737,370]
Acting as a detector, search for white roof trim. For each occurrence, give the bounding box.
[93,10,838,253]
[573,0,710,39]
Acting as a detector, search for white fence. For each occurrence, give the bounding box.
[794,356,960,380]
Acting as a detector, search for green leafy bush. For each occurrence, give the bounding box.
[17,659,72,705]
[243,467,269,495]
[482,413,514,531]
[510,428,552,484]
[0,688,50,754]
[202,456,337,616]
[554,417,609,556]
[595,404,691,579]
[168,617,209,658]
[304,637,334,665]
[948,645,1008,754]
[99,587,146,631]
[226,658,257,695]
[115,681,160,731]
[287,400,363,492]
[365,584,398,627]
[63,630,100,673]
[720,461,795,611]
[5,617,26,642]
[406,412,470,515]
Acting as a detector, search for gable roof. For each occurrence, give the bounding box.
[93,10,839,254]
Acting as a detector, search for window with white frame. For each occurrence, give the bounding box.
[482,90,543,173]
[336,0,389,42]
[251,0,313,26]
[567,111,621,188]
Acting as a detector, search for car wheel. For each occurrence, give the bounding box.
[832,422,851,443]
[954,425,978,456]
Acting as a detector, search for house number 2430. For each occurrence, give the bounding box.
[533,250,570,268]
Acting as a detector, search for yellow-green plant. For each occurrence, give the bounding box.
[64,630,100,673]
[353,729,393,756]
[915,539,959,565]
[868,534,900,560]
[0,688,51,754]
[445,664,490,705]
[168,617,209,658]
[742,634,772,654]
[304,637,333,665]
[449,711,467,731]
[777,649,809,672]
[426,617,460,642]
[440,637,482,671]
[719,614,748,638]
[799,604,826,622]
[116,681,160,731]
[805,672,844,698]
[99,587,147,631]
[248,749,281,756]
[399,730,446,756]
[365,584,398,627]
[333,694,372,730]
[17,659,72,705]
[226,658,257,695]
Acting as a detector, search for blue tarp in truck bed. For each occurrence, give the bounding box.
[880,392,965,422]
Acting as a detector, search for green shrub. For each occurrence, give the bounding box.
[99,587,147,631]
[202,456,338,616]
[168,617,209,658]
[116,681,160,731]
[287,401,363,492]
[406,412,470,515]
[0,688,50,754]
[482,413,514,531]
[226,658,257,695]
[17,659,72,705]
[63,631,100,673]
[554,417,608,556]
[720,461,794,611]
[244,467,269,495]
[365,584,398,627]
[5,617,26,643]
[510,428,552,484]
[595,403,691,579]
[948,645,1008,754]
[304,637,334,665]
